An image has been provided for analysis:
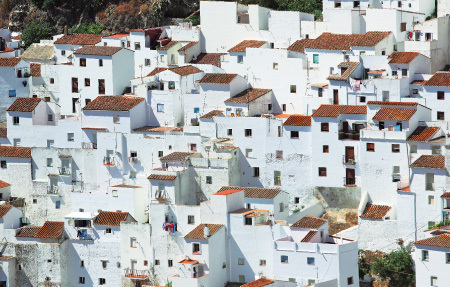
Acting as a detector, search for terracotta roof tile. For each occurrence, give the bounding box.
[54,34,103,45]
[301,230,318,242]
[407,126,440,142]
[312,105,367,117]
[287,39,315,53]
[200,110,224,119]
[291,215,327,229]
[218,186,281,199]
[225,88,271,104]
[93,211,133,226]
[0,205,12,218]
[133,126,174,132]
[0,180,10,189]
[241,278,274,287]
[373,108,416,121]
[0,57,21,67]
[160,152,194,161]
[441,192,450,198]
[328,62,359,81]
[360,204,391,219]
[158,40,179,51]
[7,97,42,112]
[0,146,31,158]
[110,184,141,188]
[424,72,450,87]
[179,259,197,264]
[84,96,144,111]
[172,127,183,132]
[410,155,445,169]
[213,189,242,196]
[103,34,128,39]
[388,51,419,64]
[147,67,169,77]
[414,234,450,248]
[16,226,42,238]
[74,46,123,56]
[367,101,418,106]
[198,73,238,84]
[190,53,226,68]
[147,174,177,181]
[304,31,391,50]
[0,126,6,138]
[170,65,203,76]
[34,221,64,239]
[30,63,41,77]
[184,223,223,240]
[228,40,266,53]
[178,41,198,52]
[411,80,427,85]
[283,115,311,126]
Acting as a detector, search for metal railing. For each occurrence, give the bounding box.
[81,142,97,149]
[124,268,149,278]
[58,167,71,176]
[342,155,356,165]
[47,186,59,194]
[343,177,356,186]
[103,157,114,166]
[128,157,138,164]
[338,130,360,140]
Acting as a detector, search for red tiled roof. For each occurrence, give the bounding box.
[0,180,10,189]
[441,192,450,198]
[184,223,223,240]
[0,57,21,67]
[200,110,224,119]
[283,115,311,126]
[74,46,123,56]
[218,186,281,199]
[287,39,315,53]
[213,189,242,196]
[360,204,391,219]
[54,34,103,45]
[7,97,42,112]
[0,146,31,158]
[367,101,418,106]
[160,152,194,161]
[410,155,445,169]
[178,41,198,52]
[301,230,317,242]
[241,278,274,287]
[414,234,450,248]
[228,40,266,52]
[0,47,14,53]
[291,216,327,229]
[190,53,226,68]
[388,51,419,64]
[372,108,416,121]
[16,226,42,238]
[304,31,391,50]
[147,174,177,181]
[225,88,271,104]
[170,65,203,76]
[328,62,360,81]
[147,67,169,77]
[424,72,450,87]
[158,40,179,51]
[312,105,367,117]
[34,221,64,239]
[133,126,174,132]
[0,205,12,218]
[411,80,427,85]
[93,211,133,226]
[103,34,128,39]
[0,126,6,138]
[83,96,144,111]
[30,63,41,77]
[407,126,440,142]
[198,73,238,84]
[110,184,141,188]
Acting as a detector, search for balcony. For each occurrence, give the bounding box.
[361,128,407,140]
[343,155,356,165]
[128,157,139,164]
[124,268,149,279]
[81,142,97,149]
[155,189,168,202]
[47,186,59,195]
[58,167,71,176]
[103,157,114,166]
[344,177,357,186]
[338,130,360,141]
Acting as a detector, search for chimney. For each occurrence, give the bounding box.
[64,25,68,36]
[203,224,210,238]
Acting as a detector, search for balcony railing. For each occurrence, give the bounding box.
[338,130,360,140]
[47,186,59,195]
[343,155,356,165]
[58,167,71,176]
[103,157,115,166]
[344,177,356,186]
[128,157,138,164]
[81,142,97,149]
[392,173,401,182]
[124,268,149,279]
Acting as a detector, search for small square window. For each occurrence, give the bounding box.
[48,114,53,122]
[101,261,107,269]
[106,228,111,233]
[190,144,197,152]
[253,167,260,177]
[438,91,445,100]
[321,123,329,132]
[238,275,245,283]
[79,277,85,284]
[412,89,418,94]
[130,237,137,248]
[289,278,296,283]
[273,62,278,70]
[348,277,354,285]
[0,161,6,169]
[246,148,253,158]
[61,50,66,56]
[9,90,16,97]
[319,167,327,177]
[157,104,164,113]
[437,111,445,120]
[429,195,434,205]
[193,243,200,253]
[145,59,151,66]
[290,131,299,138]
[245,217,252,225]
[410,144,417,153]
[50,78,54,84]
[276,150,283,159]
[194,107,200,114]
[144,260,148,266]
[99,59,103,67]
[33,199,37,204]
[80,260,84,267]
[99,278,106,285]
[112,190,118,197]
[360,96,366,103]
[206,176,212,184]
[238,258,244,265]
[168,260,173,267]
[80,58,86,67]
[307,257,315,265]
[245,129,252,137]
[154,260,160,265]
[13,116,19,126]
[84,78,90,87]
[260,259,266,266]
[392,144,400,153]
[313,54,319,63]
[113,114,120,124]
[227,129,232,136]
[188,215,195,224]
[67,133,74,142]
[55,201,60,209]
[237,55,244,64]
[281,255,288,263]
[274,170,281,185]
[323,145,329,153]
[431,276,438,287]
[367,143,375,152]
[47,158,53,167]
[446,253,450,264]
[290,85,296,93]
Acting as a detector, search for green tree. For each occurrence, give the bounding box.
[370,246,415,287]
[22,20,55,47]
[275,0,322,19]
[69,23,104,34]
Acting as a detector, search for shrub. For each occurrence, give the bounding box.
[22,20,55,47]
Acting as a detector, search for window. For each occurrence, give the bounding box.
[319,167,327,177]
[102,261,107,269]
[238,258,244,265]
[98,79,105,94]
[245,217,252,225]
[353,1,360,8]
[13,138,20,146]
[85,99,91,105]
[381,50,386,56]
[279,202,284,212]
[67,133,74,142]
[55,201,60,209]
[168,260,173,267]
[47,158,53,167]
[282,104,286,112]
[48,113,53,122]
[160,55,165,62]
[238,275,245,283]
[438,91,445,100]
[80,260,84,267]
[260,259,266,266]
[169,81,175,90]
[85,78,90,87]
[366,143,375,152]
[290,85,296,93]
[268,104,272,111]
[253,167,260,177]
[61,50,66,56]
[432,146,441,155]
[307,257,315,265]
[79,58,86,67]
[281,255,288,263]
[50,78,54,84]
[157,104,164,113]
[321,123,329,132]
[431,276,438,287]
[273,62,278,70]
[360,96,366,103]
[237,55,244,64]
[245,129,252,137]
[113,115,120,124]
[438,111,445,120]
[135,42,141,50]
[79,277,85,284]
[446,253,450,264]
[398,0,402,7]
[206,176,212,184]
[276,150,283,159]
[410,144,417,153]
[188,215,195,224]
[274,171,281,185]
[227,129,232,136]
[193,243,200,253]
[33,199,37,204]
[313,54,319,63]
[194,107,200,114]
[323,145,329,153]
[145,58,151,66]
[13,116,19,125]
[246,148,253,158]
[392,70,398,76]
[99,278,106,285]
[106,228,111,233]
[392,144,400,153]
[429,195,434,205]
[348,277,354,285]
[402,69,407,76]
[190,144,197,151]
[413,89,418,94]
[2,160,8,169]
[72,77,78,93]
[290,131,299,138]
[289,278,296,283]
[401,22,406,32]
[154,260,160,265]
[130,237,137,247]
[47,139,54,147]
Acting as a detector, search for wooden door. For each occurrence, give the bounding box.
[346,168,355,185]
[345,146,355,161]
[333,89,339,104]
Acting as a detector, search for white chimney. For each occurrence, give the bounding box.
[204,224,210,238]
